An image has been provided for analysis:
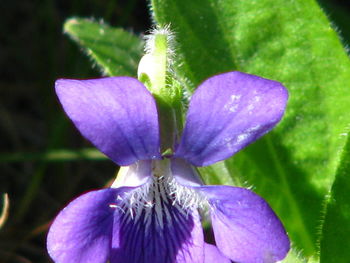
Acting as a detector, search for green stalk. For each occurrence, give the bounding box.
[138,29,184,153]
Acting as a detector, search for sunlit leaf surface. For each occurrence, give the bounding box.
[151,0,350,257]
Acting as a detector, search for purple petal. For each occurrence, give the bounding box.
[111,201,204,262]
[47,188,128,263]
[204,243,231,263]
[200,186,290,263]
[55,77,161,166]
[171,158,203,187]
[175,71,288,166]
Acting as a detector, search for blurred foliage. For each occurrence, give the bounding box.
[0,1,149,262]
[1,0,350,262]
[0,194,9,229]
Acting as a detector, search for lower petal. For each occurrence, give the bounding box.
[47,188,127,263]
[204,243,231,263]
[200,186,290,263]
[111,202,204,263]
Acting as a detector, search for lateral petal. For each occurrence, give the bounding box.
[55,77,161,166]
[175,72,287,166]
[47,188,127,263]
[200,185,290,263]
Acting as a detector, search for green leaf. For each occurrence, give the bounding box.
[151,0,350,256]
[319,132,350,263]
[64,18,144,77]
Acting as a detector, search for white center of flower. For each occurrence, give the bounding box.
[113,160,208,229]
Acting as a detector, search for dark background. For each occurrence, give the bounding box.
[0,0,349,262]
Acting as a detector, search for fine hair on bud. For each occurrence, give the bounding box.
[144,25,176,68]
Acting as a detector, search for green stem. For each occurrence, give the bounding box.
[138,29,184,153]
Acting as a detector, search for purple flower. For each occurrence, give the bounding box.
[47,72,290,263]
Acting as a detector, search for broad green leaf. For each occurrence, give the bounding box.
[319,132,350,263]
[151,0,350,256]
[64,18,144,77]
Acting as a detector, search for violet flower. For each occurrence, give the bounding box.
[47,72,290,263]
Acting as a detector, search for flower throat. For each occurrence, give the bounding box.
[112,160,207,228]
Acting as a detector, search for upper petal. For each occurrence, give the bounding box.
[200,186,290,263]
[111,195,204,263]
[47,188,128,263]
[55,77,161,166]
[175,72,288,166]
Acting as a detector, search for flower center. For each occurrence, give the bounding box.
[114,160,207,228]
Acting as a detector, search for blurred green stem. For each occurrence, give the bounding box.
[0,148,107,163]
